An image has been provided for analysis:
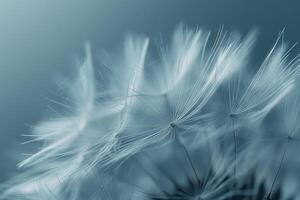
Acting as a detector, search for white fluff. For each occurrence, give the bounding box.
[2,26,300,200]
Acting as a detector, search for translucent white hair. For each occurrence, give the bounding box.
[1,25,300,200]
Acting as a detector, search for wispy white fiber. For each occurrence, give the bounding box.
[2,26,300,200]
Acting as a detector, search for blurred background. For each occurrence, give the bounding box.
[0,0,300,183]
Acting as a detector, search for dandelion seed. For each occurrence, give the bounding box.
[246,83,300,199]
[2,26,300,200]
[97,26,256,167]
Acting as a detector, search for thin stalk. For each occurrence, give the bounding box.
[230,118,238,180]
[265,142,288,200]
[204,128,212,167]
[173,129,201,188]
[233,128,237,180]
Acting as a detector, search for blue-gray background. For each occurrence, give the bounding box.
[0,0,299,183]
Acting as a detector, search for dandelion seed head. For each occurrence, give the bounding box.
[2,25,300,200]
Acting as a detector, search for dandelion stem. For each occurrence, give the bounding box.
[204,129,212,166]
[230,117,238,193]
[266,141,288,199]
[233,128,237,180]
[173,130,201,187]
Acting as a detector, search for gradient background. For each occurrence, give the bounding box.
[1,0,300,183]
